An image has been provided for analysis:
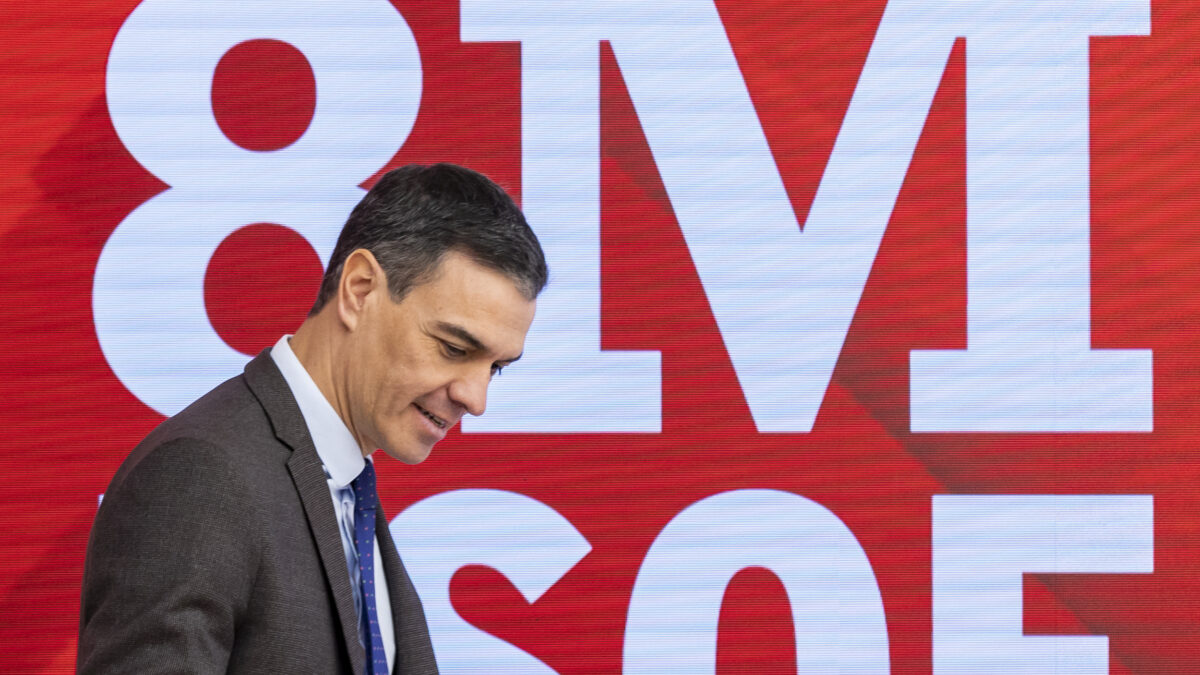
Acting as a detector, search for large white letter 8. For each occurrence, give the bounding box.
[97,0,420,415]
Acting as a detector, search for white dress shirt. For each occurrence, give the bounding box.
[271,335,395,673]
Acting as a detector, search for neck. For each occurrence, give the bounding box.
[289,314,370,457]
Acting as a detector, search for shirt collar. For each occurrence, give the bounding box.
[270,335,366,489]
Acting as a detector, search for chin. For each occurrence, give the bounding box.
[379,443,434,465]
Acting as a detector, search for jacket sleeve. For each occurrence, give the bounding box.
[78,437,261,674]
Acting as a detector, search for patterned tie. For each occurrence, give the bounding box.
[351,461,389,675]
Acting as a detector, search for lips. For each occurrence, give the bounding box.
[414,403,447,430]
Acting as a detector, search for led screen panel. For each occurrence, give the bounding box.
[0,0,1197,672]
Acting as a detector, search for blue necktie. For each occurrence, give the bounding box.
[351,461,389,675]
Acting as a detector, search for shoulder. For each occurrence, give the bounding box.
[86,374,284,607]
[110,360,296,495]
[147,370,276,457]
[93,435,263,555]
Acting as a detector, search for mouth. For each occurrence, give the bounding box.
[414,403,447,430]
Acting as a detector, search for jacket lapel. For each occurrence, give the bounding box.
[243,352,366,675]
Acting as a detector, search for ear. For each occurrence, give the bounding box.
[336,249,385,332]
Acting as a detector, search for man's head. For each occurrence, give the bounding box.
[312,163,547,313]
[300,163,546,464]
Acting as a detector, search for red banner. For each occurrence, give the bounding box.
[2,0,1198,672]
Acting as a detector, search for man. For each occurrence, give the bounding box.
[78,164,547,674]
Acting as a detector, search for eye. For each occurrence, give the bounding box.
[440,341,467,358]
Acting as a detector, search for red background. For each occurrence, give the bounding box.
[2,0,1199,672]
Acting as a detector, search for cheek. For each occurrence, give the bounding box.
[378,372,418,415]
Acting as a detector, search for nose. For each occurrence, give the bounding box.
[449,367,489,417]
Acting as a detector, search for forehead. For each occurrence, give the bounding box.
[396,252,536,358]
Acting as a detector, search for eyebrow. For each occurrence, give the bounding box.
[434,321,523,364]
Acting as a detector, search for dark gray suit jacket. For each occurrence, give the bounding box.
[79,352,439,674]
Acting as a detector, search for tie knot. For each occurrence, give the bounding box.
[351,460,378,508]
